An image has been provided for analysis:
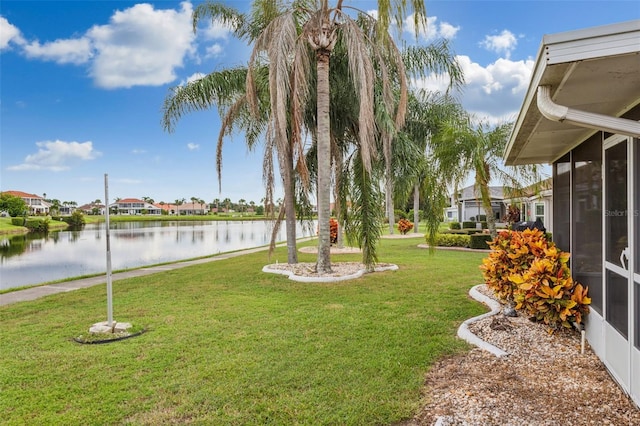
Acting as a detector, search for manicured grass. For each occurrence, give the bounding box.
[0,238,487,425]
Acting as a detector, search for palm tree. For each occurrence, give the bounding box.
[392,90,465,241]
[431,113,541,237]
[238,198,245,213]
[174,198,184,215]
[292,0,427,272]
[166,2,304,264]
[50,199,61,216]
[223,197,231,212]
[167,1,427,272]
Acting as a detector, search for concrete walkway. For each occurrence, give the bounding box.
[0,243,298,307]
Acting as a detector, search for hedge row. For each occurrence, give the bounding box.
[431,233,492,249]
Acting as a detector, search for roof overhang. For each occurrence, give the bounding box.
[505,20,640,166]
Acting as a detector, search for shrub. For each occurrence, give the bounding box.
[67,210,86,227]
[462,221,476,229]
[330,218,338,244]
[394,209,407,221]
[11,217,25,226]
[397,218,413,235]
[448,222,461,230]
[477,215,487,222]
[469,234,492,249]
[481,221,488,229]
[25,218,49,232]
[433,233,470,247]
[480,228,591,328]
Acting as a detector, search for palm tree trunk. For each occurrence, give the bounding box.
[413,184,420,233]
[334,150,344,249]
[386,173,395,234]
[316,49,332,273]
[280,145,298,264]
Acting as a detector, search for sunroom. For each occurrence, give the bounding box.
[504,20,640,407]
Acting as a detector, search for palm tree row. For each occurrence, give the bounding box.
[163,0,539,271]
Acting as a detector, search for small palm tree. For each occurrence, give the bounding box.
[431,113,541,237]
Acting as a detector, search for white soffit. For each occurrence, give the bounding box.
[505,20,640,166]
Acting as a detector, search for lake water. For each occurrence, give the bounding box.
[0,220,316,291]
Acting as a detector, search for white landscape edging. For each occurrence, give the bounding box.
[262,264,398,283]
[456,284,509,358]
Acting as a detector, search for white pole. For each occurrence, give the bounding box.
[104,173,114,327]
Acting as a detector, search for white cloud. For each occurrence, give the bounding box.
[205,43,223,58]
[23,38,93,64]
[480,30,518,59]
[114,178,142,184]
[131,149,147,154]
[201,19,233,40]
[404,14,460,41]
[8,140,101,171]
[412,55,534,125]
[88,2,196,89]
[4,3,198,89]
[0,16,24,50]
[187,143,200,151]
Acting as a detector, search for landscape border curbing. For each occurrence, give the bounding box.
[262,264,399,283]
[456,284,509,357]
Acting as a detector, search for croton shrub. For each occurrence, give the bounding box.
[397,218,414,235]
[480,228,591,329]
[329,218,338,244]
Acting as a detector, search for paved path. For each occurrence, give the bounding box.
[0,241,309,307]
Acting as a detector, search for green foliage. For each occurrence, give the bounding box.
[433,233,470,247]
[480,221,488,229]
[462,221,476,229]
[480,228,591,328]
[448,222,461,230]
[11,217,25,226]
[394,209,408,221]
[469,234,492,250]
[67,210,86,227]
[24,218,49,232]
[442,229,479,235]
[0,193,28,217]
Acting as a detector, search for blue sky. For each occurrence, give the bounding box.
[1,1,638,206]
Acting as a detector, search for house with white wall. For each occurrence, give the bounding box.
[1,190,49,215]
[505,20,640,406]
[445,185,508,223]
[109,198,161,215]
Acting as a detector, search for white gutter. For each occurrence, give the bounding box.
[537,85,640,138]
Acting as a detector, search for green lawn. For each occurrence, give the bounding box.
[0,238,487,425]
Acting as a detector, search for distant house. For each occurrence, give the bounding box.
[1,190,49,215]
[176,202,209,215]
[509,178,553,231]
[444,182,553,230]
[78,203,106,215]
[445,185,508,223]
[109,198,161,215]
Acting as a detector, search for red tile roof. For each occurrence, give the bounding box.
[1,190,43,199]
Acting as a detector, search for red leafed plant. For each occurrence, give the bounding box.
[397,218,414,235]
[329,218,338,244]
[480,228,591,329]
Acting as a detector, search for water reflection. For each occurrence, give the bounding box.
[0,220,314,291]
